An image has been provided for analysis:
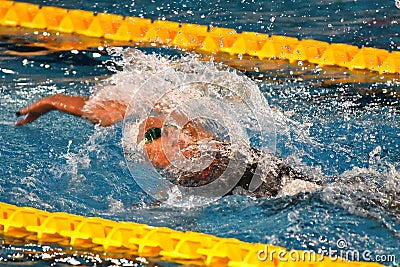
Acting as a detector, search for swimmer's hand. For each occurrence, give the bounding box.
[16,96,54,126]
[15,94,88,126]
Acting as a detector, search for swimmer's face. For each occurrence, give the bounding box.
[144,138,170,168]
[141,119,210,168]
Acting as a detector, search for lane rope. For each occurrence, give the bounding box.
[0,202,385,266]
[0,0,399,74]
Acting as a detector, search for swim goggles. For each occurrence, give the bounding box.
[145,127,162,144]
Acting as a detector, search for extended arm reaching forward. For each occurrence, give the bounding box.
[16,94,127,127]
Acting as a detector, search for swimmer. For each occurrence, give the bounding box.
[15,93,321,198]
[16,49,323,198]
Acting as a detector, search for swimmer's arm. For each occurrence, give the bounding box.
[16,94,88,126]
[16,94,127,127]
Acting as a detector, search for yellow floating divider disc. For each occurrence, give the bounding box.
[317,43,360,68]
[172,23,208,49]
[144,20,180,44]
[204,26,238,53]
[112,16,152,42]
[287,39,330,64]
[381,51,400,74]
[258,35,300,60]
[58,9,94,34]
[82,13,124,38]
[21,6,68,29]
[348,47,390,72]
[0,1,38,26]
[0,1,14,19]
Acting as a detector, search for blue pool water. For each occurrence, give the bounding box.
[0,0,400,266]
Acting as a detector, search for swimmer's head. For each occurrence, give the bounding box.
[138,117,212,168]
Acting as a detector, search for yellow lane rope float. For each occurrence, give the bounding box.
[0,202,385,267]
[0,1,399,74]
